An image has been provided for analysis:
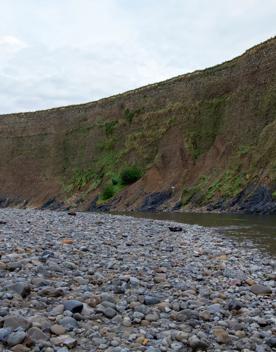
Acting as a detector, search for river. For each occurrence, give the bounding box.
[115,212,276,256]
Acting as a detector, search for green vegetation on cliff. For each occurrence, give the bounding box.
[0,37,275,212]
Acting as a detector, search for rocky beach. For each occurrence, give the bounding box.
[0,208,275,352]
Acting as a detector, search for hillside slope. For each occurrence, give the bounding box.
[0,37,276,214]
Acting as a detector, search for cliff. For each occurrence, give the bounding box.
[0,37,276,214]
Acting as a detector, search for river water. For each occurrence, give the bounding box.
[116,212,276,256]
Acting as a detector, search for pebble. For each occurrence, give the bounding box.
[27,327,49,342]
[63,300,83,313]
[6,330,26,347]
[0,208,274,351]
[50,324,66,336]
[213,327,230,344]
[250,284,273,295]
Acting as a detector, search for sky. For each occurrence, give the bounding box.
[0,0,275,114]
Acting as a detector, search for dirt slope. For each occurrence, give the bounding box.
[0,37,276,214]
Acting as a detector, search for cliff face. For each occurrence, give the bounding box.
[0,37,276,214]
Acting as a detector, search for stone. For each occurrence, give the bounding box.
[266,337,276,348]
[39,287,64,297]
[168,226,183,232]
[7,282,31,298]
[175,309,198,322]
[68,212,76,216]
[0,208,274,352]
[59,317,78,331]
[199,310,211,321]
[213,327,230,344]
[49,304,64,316]
[0,307,9,317]
[63,300,83,313]
[62,239,74,245]
[144,295,161,305]
[86,295,101,307]
[208,304,222,314]
[100,292,115,303]
[188,335,209,351]
[27,327,49,342]
[102,307,117,319]
[228,300,243,311]
[11,345,30,352]
[51,335,77,348]
[129,277,140,287]
[7,330,26,347]
[175,331,189,343]
[50,324,66,336]
[0,327,12,343]
[4,315,32,331]
[250,284,272,295]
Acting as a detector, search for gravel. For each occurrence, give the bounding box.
[0,208,275,351]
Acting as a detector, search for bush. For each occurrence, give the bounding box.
[124,109,135,124]
[120,166,142,185]
[102,185,115,200]
[104,121,117,136]
[112,177,119,185]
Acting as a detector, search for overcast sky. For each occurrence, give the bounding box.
[0,0,275,114]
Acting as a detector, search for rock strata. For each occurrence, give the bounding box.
[0,208,275,351]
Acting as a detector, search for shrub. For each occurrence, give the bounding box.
[104,121,117,136]
[120,166,142,185]
[102,185,115,200]
[112,177,119,185]
[70,168,95,190]
[124,109,135,124]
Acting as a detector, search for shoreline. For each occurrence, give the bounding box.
[0,208,275,351]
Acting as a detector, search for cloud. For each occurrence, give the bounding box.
[0,35,28,53]
[0,0,275,114]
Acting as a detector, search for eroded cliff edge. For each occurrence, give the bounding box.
[0,37,276,214]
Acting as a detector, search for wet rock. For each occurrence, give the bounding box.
[67,212,76,216]
[140,191,172,211]
[168,226,183,232]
